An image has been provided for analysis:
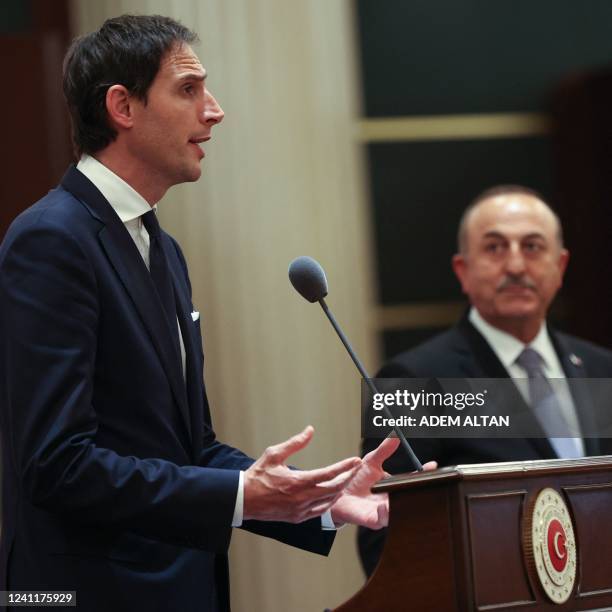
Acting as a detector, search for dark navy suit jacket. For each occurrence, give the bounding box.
[358,315,612,576]
[0,166,334,611]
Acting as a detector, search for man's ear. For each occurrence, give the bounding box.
[558,248,570,283]
[452,253,469,294]
[105,84,134,131]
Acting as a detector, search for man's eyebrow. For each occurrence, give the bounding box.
[481,230,547,241]
[482,231,506,240]
[177,70,207,82]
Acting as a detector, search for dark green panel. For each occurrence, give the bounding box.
[356,0,612,116]
[0,0,31,34]
[370,137,554,304]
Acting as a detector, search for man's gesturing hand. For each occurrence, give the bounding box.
[330,437,437,530]
[243,426,361,523]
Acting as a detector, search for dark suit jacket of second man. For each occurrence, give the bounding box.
[358,314,612,576]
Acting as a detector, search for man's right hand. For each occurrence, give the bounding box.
[243,425,361,523]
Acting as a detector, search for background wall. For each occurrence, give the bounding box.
[0,0,72,237]
[355,0,612,357]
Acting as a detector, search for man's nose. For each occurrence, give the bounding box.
[505,243,526,274]
[202,90,224,125]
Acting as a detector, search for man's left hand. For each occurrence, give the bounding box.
[330,438,437,530]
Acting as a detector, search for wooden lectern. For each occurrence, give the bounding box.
[334,456,612,611]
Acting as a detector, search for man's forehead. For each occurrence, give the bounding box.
[160,44,207,79]
[468,194,557,237]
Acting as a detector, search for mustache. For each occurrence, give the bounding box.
[497,276,537,291]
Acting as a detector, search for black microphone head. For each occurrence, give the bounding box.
[288,256,329,303]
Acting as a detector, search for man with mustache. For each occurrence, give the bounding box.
[358,184,612,576]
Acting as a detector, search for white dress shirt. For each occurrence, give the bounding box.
[76,155,335,530]
[469,307,584,456]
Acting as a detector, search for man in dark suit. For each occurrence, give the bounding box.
[358,184,612,576]
[0,15,400,611]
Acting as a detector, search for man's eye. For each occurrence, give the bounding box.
[484,242,504,253]
[524,241,544,253]
[184,85,194,94]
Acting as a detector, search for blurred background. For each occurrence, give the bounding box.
[2,1,612,610]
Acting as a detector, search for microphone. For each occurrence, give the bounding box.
[288,255,328,302]
[288,256,423,471]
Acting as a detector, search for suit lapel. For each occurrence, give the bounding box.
[457,316,557,459]
[551,330,601,457]
[167,256,205,461]
[61,166,192,441]
[456,316,508,378]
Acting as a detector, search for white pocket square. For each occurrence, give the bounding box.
[191,311,200,322]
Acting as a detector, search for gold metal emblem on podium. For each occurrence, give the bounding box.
[526,487,577,604]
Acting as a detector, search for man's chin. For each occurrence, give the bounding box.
[497,305,539,320]
[182,165,202,183]
[493,295,540,317]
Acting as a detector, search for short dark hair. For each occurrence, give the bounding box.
[457,184,564,253]
[62,14,198,157]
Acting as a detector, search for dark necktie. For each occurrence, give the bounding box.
[515,347,582,458]
[141,210,181,359]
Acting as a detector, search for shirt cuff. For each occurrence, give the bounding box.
[231,470,244,527]
[321,510,337,531]
[232,472,339,530]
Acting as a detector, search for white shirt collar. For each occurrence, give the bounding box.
[76,154,154,222]
[468,307,559,373]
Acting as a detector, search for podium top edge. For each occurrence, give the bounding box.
[372,454,612,492]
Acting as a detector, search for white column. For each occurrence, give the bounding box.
[71,2,378,610]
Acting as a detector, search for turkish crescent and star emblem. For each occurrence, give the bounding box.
[547,519,567,572]
[529,488,577,604]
